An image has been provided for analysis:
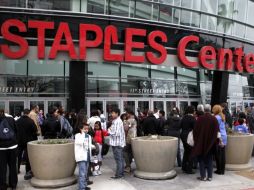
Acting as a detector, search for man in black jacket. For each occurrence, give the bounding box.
[143,110,159,135]
[0,109,18,190]
[16,109,37,180]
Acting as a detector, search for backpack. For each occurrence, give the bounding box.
[60,117,73,138]
[0,118,15,141]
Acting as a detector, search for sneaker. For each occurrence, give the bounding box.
[24,172,32,180]
[197,176,206,181]
[92,171,99,176]
[97,170,102,175]
[124,167,131,173]
[87,180,93,185]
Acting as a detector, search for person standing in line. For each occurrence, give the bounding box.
[98,109,107,130]
[123,111,137,173]
[0,109,18,190]
[143,110,159,135]
[75,123,92,190]
[108,108,126,179]
[29,105,41,136]
[16,109,37,180]
[158,110,166,136]
[87,110,101,130]
[212,105,227,175]
[180,106,196,174]
[192,104,219,181]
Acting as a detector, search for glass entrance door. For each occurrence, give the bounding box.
[137,100,149,116]
[9,101,24,117]
[122,100,135,113]
[106,101,119,121]
[0,101,5,110]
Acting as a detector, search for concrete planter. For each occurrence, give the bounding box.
[27,139,76,188]
[131,136,178,180]
[226,134,254,171]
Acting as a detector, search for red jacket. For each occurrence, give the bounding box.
[94,130,108,144]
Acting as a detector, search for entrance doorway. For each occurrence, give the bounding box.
[0,97,66,116]
[87,97,200,119]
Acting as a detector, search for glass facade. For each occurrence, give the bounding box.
[1,0,254,41]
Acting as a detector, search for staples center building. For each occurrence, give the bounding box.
[0,0,254,118]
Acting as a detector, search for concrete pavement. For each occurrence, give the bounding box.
[17,150,254,190]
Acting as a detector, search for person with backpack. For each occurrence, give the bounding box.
[16,109,37,180]
[58,107,73,138]
[0,109,18,190]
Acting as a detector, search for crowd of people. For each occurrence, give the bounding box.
[0,102,253,190]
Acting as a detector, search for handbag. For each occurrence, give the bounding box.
[187,130,194,147]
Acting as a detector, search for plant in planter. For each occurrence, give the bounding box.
[225,128,254,171]
[27,139,76,188]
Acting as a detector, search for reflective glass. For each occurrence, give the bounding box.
[0,59,27,75]
[108,0,130,17]
[9,101,24,117]
[28,60,64,76]
[135,1,152,19]
[218,0,234,18]
[233,23,245,38]
[201,0,217,14]
[87,0,105,14]
[88,62,119,77]
[180,10,191,26]
[173,8,180,24]
[151,65,174,80]
[87,78,119,94]
[233,0,247,22]
[0,0,26,7]
[247,0,254,25]
[201,15,217,31]
[159,4,173,23]
[181,0,201,10]
[28,0,80,11]
[217,18,232,34]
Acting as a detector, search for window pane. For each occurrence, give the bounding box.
[87,78,119,95]
[181,0,201,10]
[0,0,26,7]
[201,0,217,14]
[233,0,247,22]
[217,18,232,34]
[28,0,80,11]
[88,62,119,77]
[201,15,217,31]
[87,0,105,14]
[135,1,152,19]
[0,60,26,75]
[151,65,174,80]
[180,10,191,26]
[28,60,64,76]
[233,23,245,38]
[173,8,180,24]
[218,0,234,19]
[192,12,200,27]
[159,4,173,23]
[159,0,174,5]
[246,27,254,41]
[108,0,130,17]
[247,0,254,25]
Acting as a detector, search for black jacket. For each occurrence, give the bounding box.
[166,116,181,138]
[16,115,37,146]
[0,116,18,148]
[143,115,159,135]
[180,114,196,143]
[42,115,61,139]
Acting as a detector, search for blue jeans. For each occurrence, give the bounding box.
[112,146,124,177]
[78,161,89,190]
[198,152,213,179]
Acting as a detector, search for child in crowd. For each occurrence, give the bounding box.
[92,121,108,176]
[234,118,249,134]
[75,123,92,190]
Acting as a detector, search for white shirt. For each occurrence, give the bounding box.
[74,133,92,162]
[108,117,126,147]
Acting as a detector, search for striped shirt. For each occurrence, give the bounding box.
[108,117,126,147]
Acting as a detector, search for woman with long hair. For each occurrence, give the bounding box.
[212,104,227,175]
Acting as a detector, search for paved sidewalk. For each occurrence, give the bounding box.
[17,151,254,190]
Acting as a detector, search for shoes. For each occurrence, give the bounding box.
[87,180,93,185]
[85,187,91,190]
[184,170,195,174]
[110,176,123,179]
[124,167,131,173]
[92,171,99,176]
[214,170,223,175]
[24,171,33,180]
[97,170,102,175]
[207,178,212,181]
[197,177,206,181]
